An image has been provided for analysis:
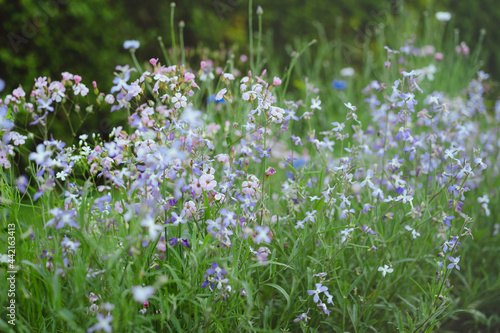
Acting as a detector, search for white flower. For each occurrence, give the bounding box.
[87,313,113,333]
[435,12,451,22]
[131,285,155,303]
[311,97,322,110]
[378,265,394,277]
[215,88,227,101]
[340,67,355,77]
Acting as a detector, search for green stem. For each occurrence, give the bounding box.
[170,2,178,65]
[256,9,263,72]
[157,36,171,66]
[179,21,186,65]
[248,0,254,73]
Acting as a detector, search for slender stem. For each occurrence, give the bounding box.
[248,0,254,73]
[170,2,178,65]
[256,9,263,72]
[157,36,171,66]
[179,21,186,65]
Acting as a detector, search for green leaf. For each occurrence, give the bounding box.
[264,283,290,309]
[203,190,211,220]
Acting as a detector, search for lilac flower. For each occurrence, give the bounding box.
[29,144,53,166]
[38,98,54,112]
[340,209,355,220]
[447,256,460,270]
[293,308,310,323]
[110,71,132,94]
[317,302,331,316]
[362,225,377,234]
[442,236,461,253]
[45,208,79,229]
[171,210,187,226]
[168,238,191,248]
[0,105,14,130]
[443,216,455,228]
[16,175,29,194]
[303,210,317,223]
[307,283,328,303]
[202,263,229,291]
[290,135,303,146]
[340,227,354,243]
[254,226,271,244]
[361,203,376,214]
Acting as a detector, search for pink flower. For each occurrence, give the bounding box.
[200,174,217,191]
[242,177,259,195]
[149,58,158,66]
[104,94,115,104]
[273,76,282,86]
[215,154,230,164]
[13,87,26,98]
[61,72,74,81]
[74,75,82,84]
[435,52,443,61]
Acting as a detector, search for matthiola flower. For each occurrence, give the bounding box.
[311,97,322,110]
[254,225,271,244]
[202,263,229,291]
[131,285,155,303]
[378,265,394,277]
[405,225,421,239]
[172,93,187,109]
[87,313,113,333]
[307,283,328,303]
[215,88,227,101]
[344,102,357,111]
[293,309,310,323]
[447,256,460,270]
[303,210,317,223]
[199,173,217,191]
[45,208,79,229]
[0,105,14,130]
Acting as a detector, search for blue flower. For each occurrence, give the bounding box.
[331,79,347,90]
[123,40,140,50]
[206,94,226,104]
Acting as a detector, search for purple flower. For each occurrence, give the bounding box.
[254,226,271,244]
[307,283,328,303]
[443,216,455,228]
[37,98,54,112]
[0,105,14,130]
[29,144,53,166]
[447,256,460,270]
[45,208,79,229]
[293,308,310,323]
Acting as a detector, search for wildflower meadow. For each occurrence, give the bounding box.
[1,2,500,332]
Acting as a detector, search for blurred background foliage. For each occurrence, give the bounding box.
[0,0,498,93]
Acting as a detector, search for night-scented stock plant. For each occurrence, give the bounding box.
[1,4,500,333]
